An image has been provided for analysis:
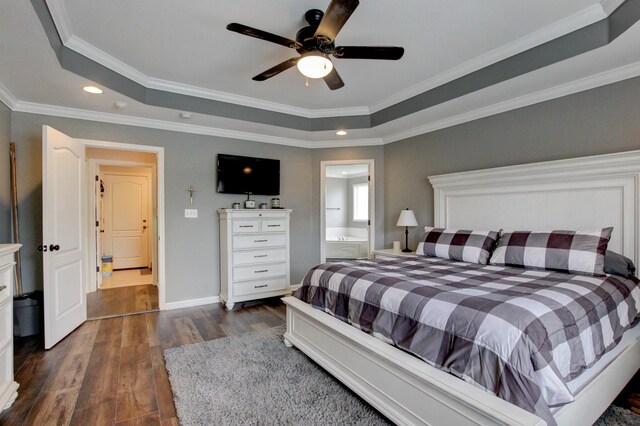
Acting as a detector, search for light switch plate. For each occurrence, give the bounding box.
[184,209,198,218]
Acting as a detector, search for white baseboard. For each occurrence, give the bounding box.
[163,295,220,311]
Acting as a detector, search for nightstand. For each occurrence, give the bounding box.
[372,249,416,259]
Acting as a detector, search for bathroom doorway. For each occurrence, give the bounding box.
[320,160,375,263]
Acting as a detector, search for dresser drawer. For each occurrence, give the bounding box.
[233,262,287,281]
[261,218,287,233]
[232,219,260,234]
[232,248,286,266]
[233,234,286,249]
[234,277,287,296]
[0,344,10,393]
[0,301,11,351]
[0,264,12,304]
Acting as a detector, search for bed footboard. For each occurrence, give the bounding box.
[282,296,545,426]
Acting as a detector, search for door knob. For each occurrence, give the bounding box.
[143,226,147,230]
[37,245,48,252]
[49,244,60,251]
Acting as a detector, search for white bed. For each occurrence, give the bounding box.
[283,150,640,426]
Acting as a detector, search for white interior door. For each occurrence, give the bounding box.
[102,173,150,269]
[43,126,86,349]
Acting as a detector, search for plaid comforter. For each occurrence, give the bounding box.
[294,256,640,424]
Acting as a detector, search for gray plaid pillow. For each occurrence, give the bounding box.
[416,228,500,264]
[489,228,613,276]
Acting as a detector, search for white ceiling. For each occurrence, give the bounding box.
[0,0,639,147]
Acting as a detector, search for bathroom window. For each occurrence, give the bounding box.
[353,183,368,222]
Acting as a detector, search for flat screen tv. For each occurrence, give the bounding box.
[217,154,280,196]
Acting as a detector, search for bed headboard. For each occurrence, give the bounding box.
[429,151,640,267]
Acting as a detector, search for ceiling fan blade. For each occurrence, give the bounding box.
[252,57,300,81]
[314,0,360,43]
[323,67,344,90]
[227,23,301,49]
[334,46,404,60]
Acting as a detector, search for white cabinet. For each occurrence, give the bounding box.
[218,209,292,309]
[0,244,20,413]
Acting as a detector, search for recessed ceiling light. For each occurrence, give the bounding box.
[336,130,347,136]
[179,112,192,119]
[83,86,103,94]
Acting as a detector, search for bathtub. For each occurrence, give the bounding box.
[325,228,369,259]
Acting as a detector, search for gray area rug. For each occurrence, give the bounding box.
[164,325,640,426]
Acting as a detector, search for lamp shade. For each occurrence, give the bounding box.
[297,52,333,79]
[396,209,418,227]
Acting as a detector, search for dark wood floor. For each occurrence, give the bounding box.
[87,284,159,319]
[0,298,285,425]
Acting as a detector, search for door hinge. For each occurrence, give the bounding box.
[368,175,371,181]
[368,220,371,226]
[95,220,99,227]
[95,175,99,181]
[96,266,99,272]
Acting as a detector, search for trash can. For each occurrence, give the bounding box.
[14,296,41,337]
[102,255,113,277]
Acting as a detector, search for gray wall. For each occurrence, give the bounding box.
[10,112,317,303]
[0,102,10,242]
[325,178,348,228]
[384,75,640,250]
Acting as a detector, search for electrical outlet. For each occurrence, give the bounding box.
[184,209,198,218]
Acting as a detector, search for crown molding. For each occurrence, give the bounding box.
[0,81,18,109]
[47,0,611,121]
[12,101,311,147]
[44,0,72,43]
[381,60,640,144]
[369,4,606,113]
[145,77,370,119]
[10,100,383,148]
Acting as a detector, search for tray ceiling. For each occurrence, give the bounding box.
[0,0,638,147]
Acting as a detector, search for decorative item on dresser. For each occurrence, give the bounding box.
[218,209,292,310]
[0,244,20,413]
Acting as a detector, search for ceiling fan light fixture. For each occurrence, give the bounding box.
[297,51,333,79]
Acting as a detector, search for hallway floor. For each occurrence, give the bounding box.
[88,284,158,319]
[101,268,153,289]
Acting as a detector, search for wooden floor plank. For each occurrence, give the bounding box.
[74,339,121,411]
[70,399,117,426]
[116,411,161,426]
[122,314,150,347]
[23,387,80,426]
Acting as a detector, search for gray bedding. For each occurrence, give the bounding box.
[294,255,640,425]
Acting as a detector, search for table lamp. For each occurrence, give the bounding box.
[396,208,418,252]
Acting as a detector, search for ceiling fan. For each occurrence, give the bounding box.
[226,0,404,90]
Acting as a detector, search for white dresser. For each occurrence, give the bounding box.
[218,209,292,309]
[0,244,19,412]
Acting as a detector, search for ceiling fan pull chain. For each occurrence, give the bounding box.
[305,77,309,87]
